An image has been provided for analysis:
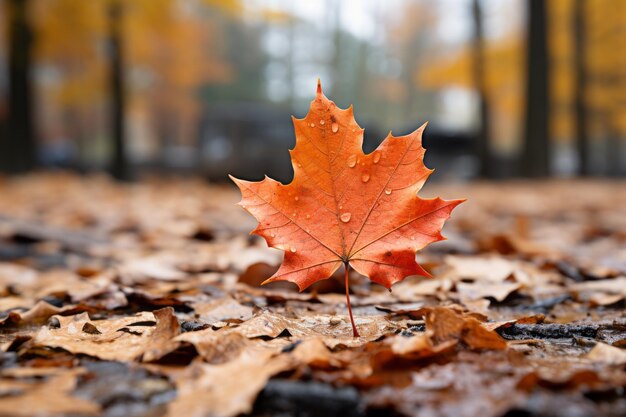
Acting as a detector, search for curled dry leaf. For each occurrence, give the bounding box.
[0,300,67,328]
[425,307,507,350]
[142,307,181,362]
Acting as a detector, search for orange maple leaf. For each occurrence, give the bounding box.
[231,81,464,335]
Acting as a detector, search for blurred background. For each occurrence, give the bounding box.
[0,0,624,182]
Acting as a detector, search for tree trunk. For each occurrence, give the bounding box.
[471,0,494,178]
[107,0,131,181]
[2,0,36,174]
[521,0,550,177]
[606,128,621,177]
[573,0,589,176]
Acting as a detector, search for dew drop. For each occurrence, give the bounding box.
[347,154,357,168]
[294,196,299,201]
[331,122,339,133]
[270,232,276,238]
[373,151,381,164]
[306,214,311,219]
[361,173,370,183]
[292,212,297,217]
[385,188,392,195]
[290,247,297,253]
[340,212,352,223]
[241,204,246,209]
[297,163,302,168]
[319,120,325,125]
[310,123,315,127]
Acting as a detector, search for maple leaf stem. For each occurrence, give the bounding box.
[344,263,360,338]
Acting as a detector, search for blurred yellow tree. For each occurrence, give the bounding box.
[30,0,242,162]
[418,0,625,155]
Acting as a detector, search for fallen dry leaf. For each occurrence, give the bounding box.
[167,351,293,417]
[192,297,255,324]
[31,307,179,362]
[425,307,507,350]
[457,281,522,302]
[445,256,516,282]
[586,342,626,365]
[0,368,100,417]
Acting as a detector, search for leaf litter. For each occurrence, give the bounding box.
[0,179,625,415]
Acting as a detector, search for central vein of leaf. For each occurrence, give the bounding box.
[346,133,417,258]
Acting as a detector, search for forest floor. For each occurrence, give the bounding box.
[0,173,624,417]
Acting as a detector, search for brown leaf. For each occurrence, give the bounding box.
[426,307,507,350]
[0,368,100,417]
[31,308,180,362]
[14,301,72,326]
[457,281,522,302]
[142,307,181,362]
[192,297,254,324]
[231,311,398,349]
[586,342,626,365]
[166,351,293,417]
[175,330,252,364]
[445,256,515,282]
[388,332,457,359]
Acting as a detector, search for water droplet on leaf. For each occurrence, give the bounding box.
[310,123,315,127]
[385,188,392,195]
[361,173,370,183]
[373,151,381,164]
[290,247,297,253]
[331,122,339,133]
[340,212,352,223]
[320,120,325,125]
[347,154,357,168]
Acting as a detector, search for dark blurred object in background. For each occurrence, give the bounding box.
[200,102,293,182]
[0,0,624,181]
